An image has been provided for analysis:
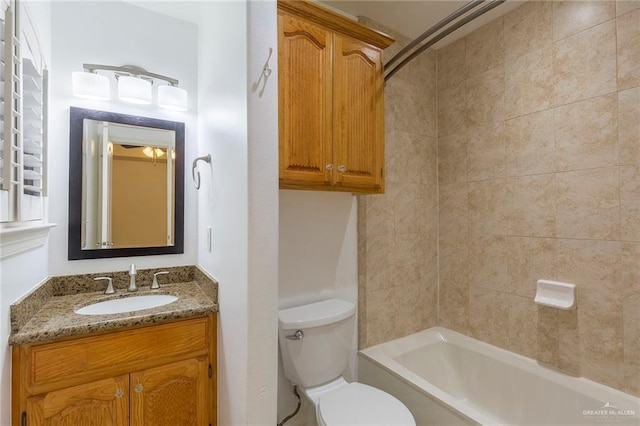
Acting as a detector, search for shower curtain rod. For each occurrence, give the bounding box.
[384,0,506,83]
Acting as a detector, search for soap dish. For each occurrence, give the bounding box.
[534,280,576,310]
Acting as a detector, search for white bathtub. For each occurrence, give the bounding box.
[359,327,640,426]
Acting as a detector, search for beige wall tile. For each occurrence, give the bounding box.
[365,233,392,292]
[466,18,504,78]
[439,183,469,245]
[553,20,617,106]
[507,174,557,237]
[422,137,438,186]
[622,242,640,320]
[386,131,429,184]
[505,48,554,118]
[537,306,560,365]
[390,233,425,287]
[617,0,640,15]
[466,67,505,127]
[364,195,392,237]
[469,234,509,290]
[578,309,625,390]
[389,79,434,137]
[438,82,467,137]
[392,183,425,235]
[469,179,510,235]
[557,239,623,313]
[467,122,506,181]
[437,38,467,90]
[420,184,439,240]
[439,240,469,287]
[554,94,618,171]
[439,280,469,334]
[438,132,468,184]
[507,237,557,299]
[623,317,640,395]
[504,1,553,61]
[505,110,556,177]
[469,178,509,235]
[621,165,640,241]
[555,167,621,240]
[558,310,581,376]
[469,287,510,349]
[618,87,640,165]
[553,1,616,41]
[617,8,640,90]
[507,295,539,359]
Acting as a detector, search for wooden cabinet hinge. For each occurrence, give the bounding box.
[381,168,383,178]
[21,411,27,426]
[208,364,212,378]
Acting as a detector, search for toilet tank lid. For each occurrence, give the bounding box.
[279,299,355,330]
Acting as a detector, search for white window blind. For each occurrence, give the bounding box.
[0,0,47,223]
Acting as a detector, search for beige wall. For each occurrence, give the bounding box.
[112,155,169,248]
[358,20,439,348]
[437,1,639,395]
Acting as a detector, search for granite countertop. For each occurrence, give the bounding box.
[9,265,218,346]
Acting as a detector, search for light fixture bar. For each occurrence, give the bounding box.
[82,63,179,86]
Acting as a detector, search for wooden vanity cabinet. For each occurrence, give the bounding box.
[12,315,217,426]
[277,0,394,194]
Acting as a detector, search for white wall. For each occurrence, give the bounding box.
[278,190,358,422]
[246,1,279,424]
[48,1,198,276]
[197,2,279,423]
[0,2,51,423]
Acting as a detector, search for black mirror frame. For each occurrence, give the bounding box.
[68,107,185,260]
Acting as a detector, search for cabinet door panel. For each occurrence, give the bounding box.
[278,13,333,187]
[333,35,384,192]
[130,357,208,426]
[26,375,129,426]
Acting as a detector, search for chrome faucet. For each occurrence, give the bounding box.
[94,277,115,294]
[128,264,138,292]
[151,271,169,289]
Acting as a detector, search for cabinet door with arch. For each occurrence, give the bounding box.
[332,35,385,193]
[278,12,333,188]
[130,357,209,426]
[26,375,129,426]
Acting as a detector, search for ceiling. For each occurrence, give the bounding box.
[321,0,524,48]
[127,0,524,51]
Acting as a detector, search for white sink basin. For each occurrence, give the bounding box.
[75,294,178,315]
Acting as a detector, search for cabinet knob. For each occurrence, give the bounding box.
[338,165,346,172]
[135,384,144,393]
[115,388,124,398]
[326,164,333,171]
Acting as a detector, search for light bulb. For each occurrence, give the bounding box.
[118,76,152,104]
[72,72,110,100]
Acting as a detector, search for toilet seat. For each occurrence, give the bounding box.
[317,382,415,426]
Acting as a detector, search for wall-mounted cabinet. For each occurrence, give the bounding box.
[277,0,394,194]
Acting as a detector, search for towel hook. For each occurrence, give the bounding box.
[192,154,211,190]
[262,47,273,78]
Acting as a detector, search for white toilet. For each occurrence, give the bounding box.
[278,298,416,426]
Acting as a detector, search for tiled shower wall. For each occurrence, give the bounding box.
[437,1,639,395]
[357,21,439,348]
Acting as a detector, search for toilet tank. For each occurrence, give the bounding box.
[278,299,356,388]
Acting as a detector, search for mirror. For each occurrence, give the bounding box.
[68,107,184,260]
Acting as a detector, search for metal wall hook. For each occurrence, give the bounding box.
[252,47,274,97]
[192,154,212,190]
[262,47,273,78]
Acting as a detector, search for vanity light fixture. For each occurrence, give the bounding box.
[72,63,188,111]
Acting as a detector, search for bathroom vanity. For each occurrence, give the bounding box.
[10,266,218,426]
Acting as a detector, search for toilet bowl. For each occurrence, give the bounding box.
[278,299,415,426]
